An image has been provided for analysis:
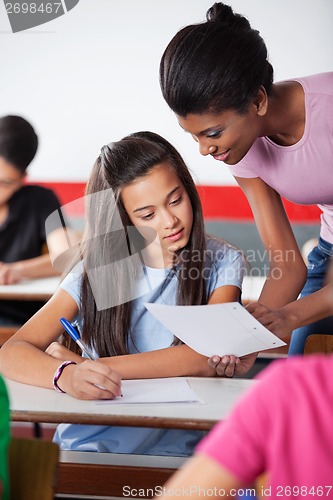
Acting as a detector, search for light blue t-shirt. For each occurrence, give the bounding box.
[54,235,245,456]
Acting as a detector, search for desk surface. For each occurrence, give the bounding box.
[0,276,60,301]
[0,275,264,302]
[7,377,255,431]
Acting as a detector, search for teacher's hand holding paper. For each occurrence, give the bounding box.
[246,302,293,340]
[145,302,286,377]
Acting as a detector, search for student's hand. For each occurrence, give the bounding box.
[208,352,258,377]
[57,359,122,400]
[46,342,84,363]
[0,261,23,284]
[246,302,292,340]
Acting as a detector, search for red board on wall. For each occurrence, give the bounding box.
[33,181,321,223]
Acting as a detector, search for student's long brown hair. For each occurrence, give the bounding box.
[79,131,207,357]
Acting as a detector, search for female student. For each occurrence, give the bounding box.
[0,131,253,455]
[159,2,333,355]
[0,115,68,325]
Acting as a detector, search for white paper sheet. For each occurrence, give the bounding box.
[95,377,201,405]
[145,302,286,357]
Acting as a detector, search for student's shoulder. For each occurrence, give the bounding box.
[21,184,60,200]
[15,185,60,206]
[18,185,61,212]
[60,261,84,288]
[205,234,244,261]
[63,260,84,278]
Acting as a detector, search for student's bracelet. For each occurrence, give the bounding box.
[53,360,77,393]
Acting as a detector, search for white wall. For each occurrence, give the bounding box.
[0,0,332,185]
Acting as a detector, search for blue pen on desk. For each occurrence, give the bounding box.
[60,317,96,360]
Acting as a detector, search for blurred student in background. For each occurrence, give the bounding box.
[0,115,67,326]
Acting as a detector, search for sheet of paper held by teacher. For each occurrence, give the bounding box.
[145,302,286,357]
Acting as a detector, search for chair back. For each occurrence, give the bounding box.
[304,334,333,354]
[9,437,59,500]
[0,326,20,347]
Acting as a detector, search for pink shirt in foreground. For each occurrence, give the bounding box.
[197,355,333,498]
[228,73,333,243]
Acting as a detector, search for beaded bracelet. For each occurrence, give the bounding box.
[53,360,77,393]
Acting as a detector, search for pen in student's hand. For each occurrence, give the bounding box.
[59,317,123,397]
[59,317,96,360]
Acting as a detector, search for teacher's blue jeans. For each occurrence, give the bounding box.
[289,237,333,355]
[0,315,20,327]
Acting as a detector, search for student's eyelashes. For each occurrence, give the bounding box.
[170,196,182,206]
[138,197,181,221]
[141,212,155,221]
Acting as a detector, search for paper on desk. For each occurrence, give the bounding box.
[95,377,201,405]
[145,302,286,357]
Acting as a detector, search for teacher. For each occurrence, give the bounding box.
[159,2,333,355]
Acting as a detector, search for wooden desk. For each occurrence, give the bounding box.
[0,277,61,345]
[0,276,263,303]
[0,276,60,302]
[7,377,254,430]
[7,377,254,498]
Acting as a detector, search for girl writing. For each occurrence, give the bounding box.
[0,131,253,455]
